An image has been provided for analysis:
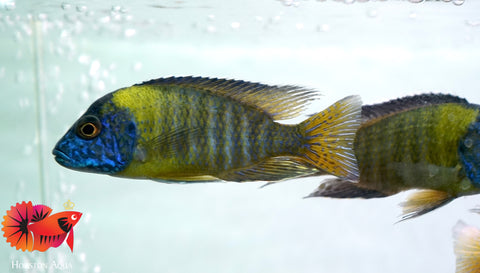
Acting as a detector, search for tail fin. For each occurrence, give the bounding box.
[453,220,480,273]
[2,201,34,251]
[1,201,52,252]
[300,95,362,180]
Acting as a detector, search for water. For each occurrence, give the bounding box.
[1,0,480,272]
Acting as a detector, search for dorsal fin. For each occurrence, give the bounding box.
[362,93,469,120]
[138,76,318,121]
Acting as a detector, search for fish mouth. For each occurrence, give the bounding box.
[52,148,71,166]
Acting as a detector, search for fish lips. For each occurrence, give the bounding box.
[52,147,73,168]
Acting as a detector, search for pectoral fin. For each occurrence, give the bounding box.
[66,230,74,252]
[146,128,204,158]
[306,178,386,199]
[399,190,453,221]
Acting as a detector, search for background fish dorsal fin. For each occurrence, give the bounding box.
[139,76,318,121]
[362,93,469,120]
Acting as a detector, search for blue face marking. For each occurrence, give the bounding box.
[52,96,137,174]
[459,119,480,187]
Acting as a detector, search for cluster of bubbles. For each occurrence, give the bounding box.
[280,0,465,5]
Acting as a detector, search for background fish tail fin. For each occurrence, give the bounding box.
[1,201,34,251]
[453,221,480,273]
[300,95,362,180]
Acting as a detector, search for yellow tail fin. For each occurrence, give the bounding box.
[300,95,362,180]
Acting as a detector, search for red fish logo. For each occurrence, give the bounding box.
[1,201,82,252]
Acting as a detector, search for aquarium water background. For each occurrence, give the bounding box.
[1,0,480,272]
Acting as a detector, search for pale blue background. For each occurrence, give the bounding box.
[1,0,480,272]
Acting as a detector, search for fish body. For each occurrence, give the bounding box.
[53,77,362,182]
[1,201,82,252]
[309,94,480,219]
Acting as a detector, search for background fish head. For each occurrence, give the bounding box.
[459,119,480,188]
[52,93,137,175]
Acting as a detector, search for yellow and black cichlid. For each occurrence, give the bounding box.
[309,94,480,220]
[53,76,362,183]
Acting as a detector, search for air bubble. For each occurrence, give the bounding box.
[206,25,216,33]
[2,0,15,11]
[132,62,142,71]
[61,2,72,10]
[78,54,91,65]
[76,5,87,12]
[124,28,136,37]
[230,22,240,29]
[409,0,423,3]
[111,5,121,12]
[366,9,378,18]
[96,80,105,91]
[93,265,101,273]
[453,0,465,5]
[78,252,86,262]
[89,60,100,76]
[317,24,330,32]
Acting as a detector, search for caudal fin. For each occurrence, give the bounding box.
[300,95,362,180]
[453,221,480,273]
[1,201,52,252]
[1,201,34,251]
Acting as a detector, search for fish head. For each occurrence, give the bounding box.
[459,119,480,188]
[56,211,83,232]
[52,93,137,175]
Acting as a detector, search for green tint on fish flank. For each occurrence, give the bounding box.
[355,103,480,194]
[100,77,362,182]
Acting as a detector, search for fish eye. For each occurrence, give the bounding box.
[76,115,102,140]
[71,214,77,221]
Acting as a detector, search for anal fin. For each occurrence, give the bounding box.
[306,178,386,199]
[217,156,317,182]
[400,189,453,221]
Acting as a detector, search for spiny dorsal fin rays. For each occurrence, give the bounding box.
[453,221,480,273]
[140,76,319,121]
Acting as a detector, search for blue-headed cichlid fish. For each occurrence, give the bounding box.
[53,77,362,183]
[308,94,480,220]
